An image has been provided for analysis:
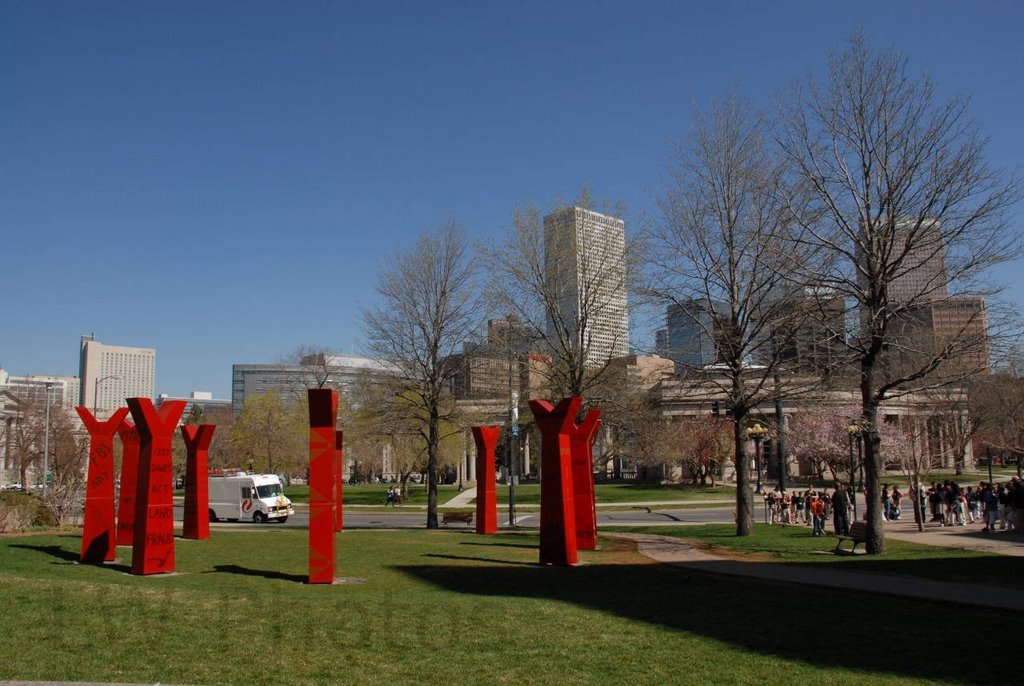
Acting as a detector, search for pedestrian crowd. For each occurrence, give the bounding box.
[762,476,1024,536]
[762,484,856,537]
[919,478,1024,533]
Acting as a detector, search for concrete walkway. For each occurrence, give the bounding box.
[609,530,1024,611]
[883,517,1024,556]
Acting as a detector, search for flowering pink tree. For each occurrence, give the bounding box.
[786,408,858,482]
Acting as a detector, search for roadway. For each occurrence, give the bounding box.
[173,504,736,530]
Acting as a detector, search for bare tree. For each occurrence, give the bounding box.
[646,95,814,535]
[362,219,481,528]
[229,390,306,475]
[285,344,342,390]
[776,34,1022,553]
[483,189,633,399]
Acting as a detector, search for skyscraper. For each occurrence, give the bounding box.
[78,335,156,413]
[665,301,723,373]
[542,206,629,367]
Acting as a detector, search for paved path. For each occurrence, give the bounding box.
[609,529,1024,611]
[884,517,1024,557]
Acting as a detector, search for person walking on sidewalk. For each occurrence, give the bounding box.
[982,483,999,532]
[811,494,827,536]
[832,483,851,536]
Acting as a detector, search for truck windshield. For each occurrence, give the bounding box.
[256,484,282,499]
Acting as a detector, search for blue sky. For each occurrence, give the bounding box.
[3,0,1022,399]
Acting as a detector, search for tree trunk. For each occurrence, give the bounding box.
[733,408,752,536]
[860,362,884,556]
[426,408,439,529]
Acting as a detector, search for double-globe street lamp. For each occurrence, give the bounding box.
[847,421,864,517]
[744,422,769,494]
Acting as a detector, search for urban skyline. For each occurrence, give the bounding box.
[4,3,1022,400]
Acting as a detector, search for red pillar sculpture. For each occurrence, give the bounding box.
[181,424,216,540]
[308,388,338,584]
[334,430,344,533]
[115,421,140,547]
[472,426,500,534]
[76,406,130,563]
[569,408,602,551]
[528,397,579,566]
[126,398,186,575]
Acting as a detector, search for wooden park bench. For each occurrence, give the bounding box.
[442,511,474,527]
[834,520,869,553]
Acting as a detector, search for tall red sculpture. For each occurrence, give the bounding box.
[471,426,500,534]
[181,424,216,540]
[308,388,338,584]
[568,408,602,551]
[334,430,344,532]
[528,397,579,566]
[126,398,186,575]
[115,421,140,547]
[76,406,130,563]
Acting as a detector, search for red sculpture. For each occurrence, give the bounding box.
[115,421,140,547]
[528,397,580,566]
[568,409,602,551]
[126,398,186,575]
[76,406,130,563]
[181,424,216,540]
[308,388,338,584]
[334,430,344,532]
[471,426,501,534]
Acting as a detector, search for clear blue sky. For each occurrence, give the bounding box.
[3,0,1022,399]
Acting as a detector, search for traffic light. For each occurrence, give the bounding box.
[711,401,720,417]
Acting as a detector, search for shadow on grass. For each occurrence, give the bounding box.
[422,553,536,566]
[459,541,537,550]
[395,559,1017,685]
[787,551,1024,589]
[209,564,307,584]
[8,543,131,572]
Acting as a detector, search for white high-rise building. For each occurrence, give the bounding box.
[543,207,629,367]
[78,335,156,413]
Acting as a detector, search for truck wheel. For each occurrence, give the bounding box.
[253,511,266,524]
[208,509,218,522]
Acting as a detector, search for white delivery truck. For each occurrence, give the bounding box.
[208,473,295,523]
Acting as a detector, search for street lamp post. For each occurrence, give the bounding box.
[847,422,861,519]
[94,375,120,416]
[987,444,993,484]
[42,382,55,493]
[744,422,768,494]
[774,373,787,491]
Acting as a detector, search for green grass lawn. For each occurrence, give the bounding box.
[492,482,731,505]
[0,527,1019,685]
[608,523,1024,590]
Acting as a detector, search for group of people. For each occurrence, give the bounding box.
[921,478,1024,532]
[762,476,1024,536]
[762,485,856,537]
[384,486,405,507]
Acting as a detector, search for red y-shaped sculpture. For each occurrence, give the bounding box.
[181,424,216,540]
[334,430,344,532]
[126,398,186,575]
[308,388,338,584]
[115,420,140,547]
[528,397,580,566]
[472,426,501,534]
[76,406,130,563]
[568,408,602,551]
